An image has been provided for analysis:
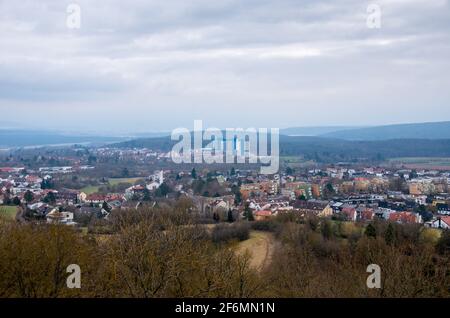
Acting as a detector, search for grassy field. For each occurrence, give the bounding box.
[388,157,450,165]
[236,231,275,270]
[387,157,450,170]
[0,206,17,221]
[80,185,101,195]
[281,156,314,164]
[81,177,143,194]
[108,177,142,186]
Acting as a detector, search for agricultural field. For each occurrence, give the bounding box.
[80,185,101,195]
[388,157,450,165]
[108,177,142,186]
[81,177,143,194]
[281,156,316,169]
[387,157,450,170]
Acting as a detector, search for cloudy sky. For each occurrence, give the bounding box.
[1,0,450,134]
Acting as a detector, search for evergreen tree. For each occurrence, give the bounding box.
[155,183,171,197]
[385,223,396,246]
[43,192,56,204]
[227,209,234,223]
[234,191,242,205]
[12,197,21,206]
[24,190,34,203]
[365,223,377,238]
[142,188,151,201]
[41,178,54,190]
[243,203,254,221]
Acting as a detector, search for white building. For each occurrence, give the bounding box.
[431,217,450,229]
[46,209,75,225]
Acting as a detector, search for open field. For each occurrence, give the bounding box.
[108,177,142,186]
[387,157,450,170]
[236,231,275,270]
[0,206,17,221]
[80,185,101,194]
[281,156,313,164]
[388,157,450,165]
[281,156,317,169]
[81,177,143,194]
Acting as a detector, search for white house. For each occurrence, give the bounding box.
[431,217,450,229]
[147,170,164,190]
[146,182,160,191]
[46,209,75,225]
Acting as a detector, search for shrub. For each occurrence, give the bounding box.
[251,220,279,232]
[211,222,250,244]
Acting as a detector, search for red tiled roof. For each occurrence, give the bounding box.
[106,194,124,201]
[342,208,356,220]
[361,209,374,220]
[441,216,450,226]
[342,207,356,214]
[86,193,107,201]
[389,212,417,224]
[254,210,272,217]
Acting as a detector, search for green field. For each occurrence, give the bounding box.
[80,185,101,194]
[281,156,306,163]
[281,156,316,169]
[0,206,17,221]
[388,157,450,165]
[81,177,143,194]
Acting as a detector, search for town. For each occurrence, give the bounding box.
[1,145,449,230]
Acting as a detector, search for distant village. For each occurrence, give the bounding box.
[1,146,450,232]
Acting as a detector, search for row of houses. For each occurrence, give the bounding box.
[246,197,431,226]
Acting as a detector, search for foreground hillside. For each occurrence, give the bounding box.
[0,207,448,298]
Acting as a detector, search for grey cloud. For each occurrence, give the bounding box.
[0,0,449,132]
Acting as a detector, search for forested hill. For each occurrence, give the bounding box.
[113,135,450,162]
[320,121,450,140]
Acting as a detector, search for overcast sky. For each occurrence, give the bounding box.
[1,0,450,134]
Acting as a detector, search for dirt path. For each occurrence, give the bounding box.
[236,231,275,271]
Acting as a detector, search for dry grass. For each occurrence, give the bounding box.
[236,231,275,270]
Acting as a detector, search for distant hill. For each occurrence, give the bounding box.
[0,130,126,148]
[320,121,450,140]
[280,126,359,136]
[132,132,171,138]
[279,136,450,162]
[114,135,176,151]
[113,134,450,163]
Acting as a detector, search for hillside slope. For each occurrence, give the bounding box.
[320,121,450,140]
